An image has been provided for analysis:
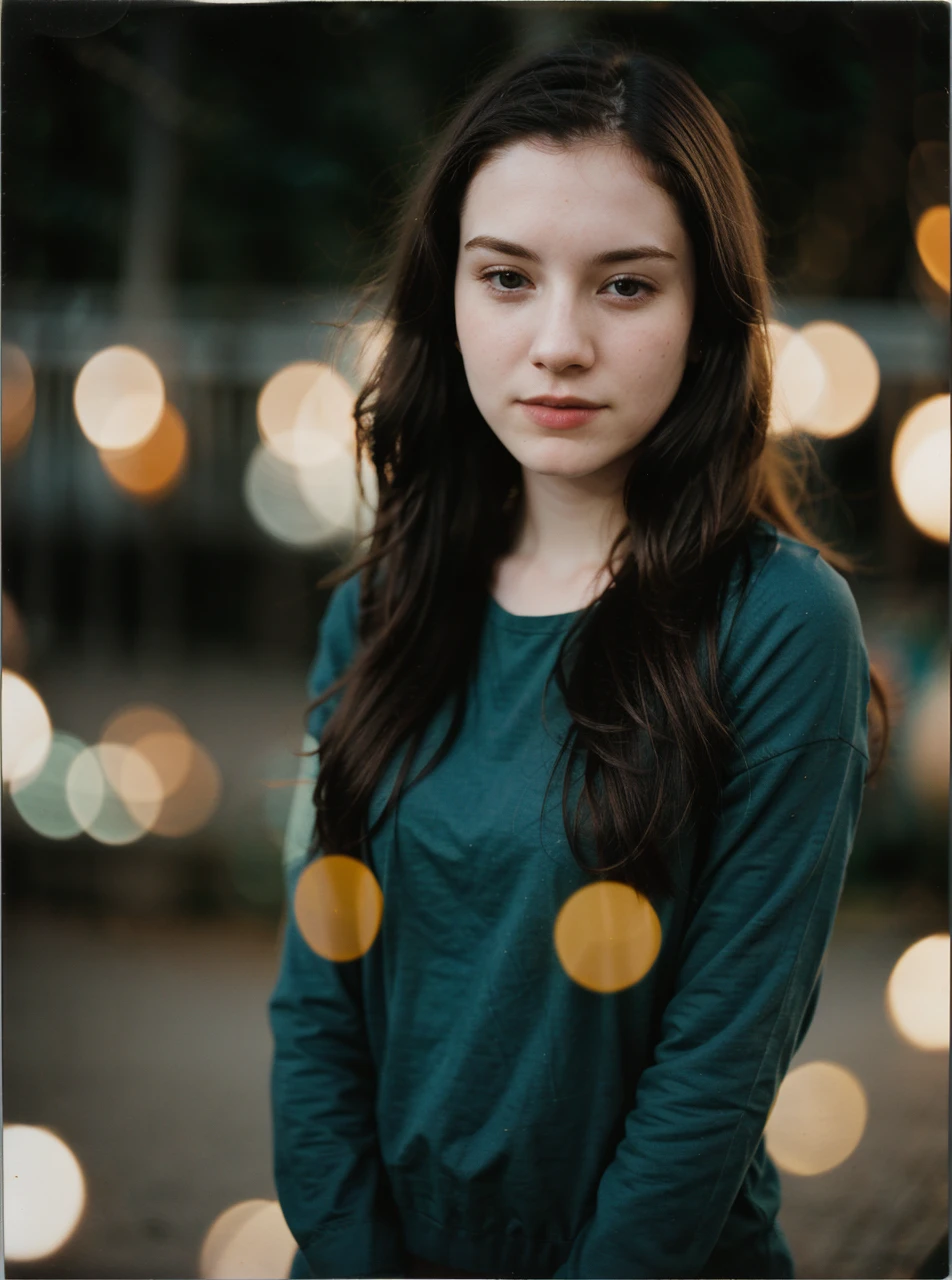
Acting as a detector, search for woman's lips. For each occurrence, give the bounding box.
[519,402,604,429]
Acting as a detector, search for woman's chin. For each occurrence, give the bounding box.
[515,445,622,483]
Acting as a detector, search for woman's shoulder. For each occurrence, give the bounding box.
[307,571,363,696]
[725,518,865,643]
[322,571,363,636]
[717,519,870,766]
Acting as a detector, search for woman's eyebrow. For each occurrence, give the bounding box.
[462,235,677,265]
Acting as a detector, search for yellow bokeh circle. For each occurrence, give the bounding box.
[916,205,950,292]
[554,880,662,994]
[293,854,384,962]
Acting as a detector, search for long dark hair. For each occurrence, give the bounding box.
[308,40,890,902]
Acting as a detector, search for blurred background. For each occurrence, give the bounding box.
[1,1,948,1277]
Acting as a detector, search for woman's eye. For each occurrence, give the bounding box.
[480,271,652,299]
[484,269,527,291]
[606,277,650,299]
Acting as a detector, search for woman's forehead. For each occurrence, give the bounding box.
[459,137,688,259]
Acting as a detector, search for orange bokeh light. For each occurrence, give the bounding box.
[553,880,662,993]
[916,206,950,293]
[99,402,188,501]
[2,342,36,458]
[293,855,384,962]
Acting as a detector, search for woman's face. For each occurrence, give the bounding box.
[454,136,696,484]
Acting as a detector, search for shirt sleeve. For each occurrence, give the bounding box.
[268,577,407,1279]
[552,549,872,1279]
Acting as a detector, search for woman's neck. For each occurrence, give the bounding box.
[508,467,630,581]
[489,468,630,615]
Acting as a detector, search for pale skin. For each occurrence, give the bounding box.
[453,135,698,615]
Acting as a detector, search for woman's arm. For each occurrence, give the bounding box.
[270,867,406,1278]
[268,579,407,1278]
[552,735,867,1278]
[552,548,872,1279]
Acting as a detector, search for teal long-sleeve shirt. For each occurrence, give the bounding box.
[268,520,871,1279]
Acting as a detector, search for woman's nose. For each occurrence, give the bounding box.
[527,299,595,373]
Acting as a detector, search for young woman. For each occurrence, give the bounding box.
[269,41,889,1280]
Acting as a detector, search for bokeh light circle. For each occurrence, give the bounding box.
[101,704,222,837]
[892,394,950,543]
[916,206,951,292]
[133,730,195,799]
[9,732,87,840]
[293,855,384,962]
[66,743,163,844]
[908,144,950,228]
[2,341,36,457]
[73,345,165,451]
[244,444,337,548]
[100,742,170,825]
[3,1124,86,1261]
[355,450,380,537]
[295,442,364,534]
[886,934,950,1050]
[99,402,189,501]
[797,322,880,437]
[2,669,53,788]
[765,1061,867,1175]
[199,1199,297,1280]
[257,362,355,468]
[351,318,393,385]
[553,880,662,993]
[905,661,950,811]
[3,591,30,673]
[768,321,826,435]
[150,738,222,838]
[259,747,303,847]
[102,703,186,749]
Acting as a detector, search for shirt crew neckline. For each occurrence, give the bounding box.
[486,519,780,636]
[487,594,584,633]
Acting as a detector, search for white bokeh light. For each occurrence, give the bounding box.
[350,317,393,385]
[244,444,343,548]
[765,1061,868,1175]
[295,441,364,535]
[768,321,827,435]
[891,394,950,543]
[66,743,163,845]
[886,934,950,1050]
[257,362,355,468]
[2,669,53,788]
[3,1124,87,1261]
[199,1199,298,1279]
[796,322,880,438]
[73,345,165,451]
